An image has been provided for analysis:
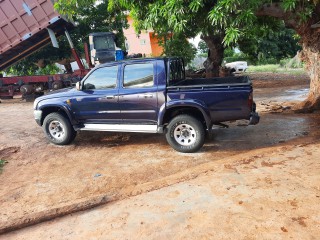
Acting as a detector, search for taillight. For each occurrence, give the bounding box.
[248,92,253,108]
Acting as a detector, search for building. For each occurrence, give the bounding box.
[123,16,164,57]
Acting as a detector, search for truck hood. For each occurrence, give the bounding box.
[34,87,77,109]
[38,87,76,99]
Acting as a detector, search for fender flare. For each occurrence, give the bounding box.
[158,100,212,129]
[39,103,75,125]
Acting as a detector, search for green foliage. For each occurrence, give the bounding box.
[224,27,240,46]
[160,34,197,65]
[282,0,297,11]
[108,0,224,40]
[247,64,305,74]
[247,64,281,73]
[55,0,320,49]
[55,0,319,78]
[113,0,198,64]
[208,0,317,46]
[279,57,303,68]
[70,1,128,50]
[197,40,208,54]
[224,47,236,58]
[6,62,37,76]
[57,0,207,67]
[239,26,301,65]
[54,0,95,17]
[6,63,60,76]
[256,57,278,65]
[224,50,250,64]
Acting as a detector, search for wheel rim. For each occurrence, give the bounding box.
[48,120,65,141]
[173,123,197,146]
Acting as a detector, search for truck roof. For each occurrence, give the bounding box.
[96,57,181,67]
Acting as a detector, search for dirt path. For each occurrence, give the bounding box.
[0,75,319,237]
[2,138,320,239]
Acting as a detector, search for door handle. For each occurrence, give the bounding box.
[140,94,153,98]
[105,95,115,99]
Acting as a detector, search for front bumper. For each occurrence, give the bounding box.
[34,110,43,126]
[249,112,260,125]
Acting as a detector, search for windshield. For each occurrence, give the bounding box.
[93,36,115,50]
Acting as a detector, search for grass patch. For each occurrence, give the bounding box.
[0,159,7,173]
[247,64,306,75]
[247,64,279,73]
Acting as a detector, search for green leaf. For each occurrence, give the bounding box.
[281,0,297,11]
[189,0,203,12]
[224,27,240,46]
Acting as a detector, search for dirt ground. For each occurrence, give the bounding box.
[0,73,319,239]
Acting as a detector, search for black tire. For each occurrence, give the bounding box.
[43,112,76,145]
[165,114,205,153]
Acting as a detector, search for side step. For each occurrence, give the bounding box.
[212,123,229,129]
[81,124,158,133]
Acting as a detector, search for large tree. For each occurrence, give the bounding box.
[208,0,320,111]
[59,0,225,77]
[108,0,226,77]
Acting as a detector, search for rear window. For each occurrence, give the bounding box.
[168,59,185,85]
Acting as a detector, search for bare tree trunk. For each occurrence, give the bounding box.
[294,40,320,112]
[201,33,225,78]
[291,16,320,112]
[257,3,320,111]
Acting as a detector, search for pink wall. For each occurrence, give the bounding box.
[123,16,153,56]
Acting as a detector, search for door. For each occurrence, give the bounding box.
[119,62,158,124]
[71,65,120,123]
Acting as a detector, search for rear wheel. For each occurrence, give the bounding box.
[165,115,205,153]
[43,112,76,145]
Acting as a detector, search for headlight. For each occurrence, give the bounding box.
[33,99,39,109]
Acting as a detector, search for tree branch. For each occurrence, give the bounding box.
[256,3,286,18]
[256,3,298,29]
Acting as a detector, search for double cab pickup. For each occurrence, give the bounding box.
[34,57,259,152]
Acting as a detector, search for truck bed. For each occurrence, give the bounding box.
[166,75,253,123]
[168,76,251,89]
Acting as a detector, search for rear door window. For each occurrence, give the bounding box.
[123,63,154,88]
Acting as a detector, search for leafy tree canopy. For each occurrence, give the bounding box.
[198,41,208,54]
[57,0,199,64]
[55,0,319,47]
[160,34,197,64]
[239,27,301,64]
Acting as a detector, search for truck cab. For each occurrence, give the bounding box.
[89,32,119,65]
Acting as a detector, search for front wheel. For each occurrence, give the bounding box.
[43,112,76,145]
[165,115,205,153]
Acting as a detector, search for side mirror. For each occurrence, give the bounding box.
[76,81,81,91]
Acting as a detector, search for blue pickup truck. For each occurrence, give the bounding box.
[33,57,259,153]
